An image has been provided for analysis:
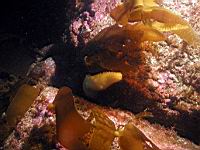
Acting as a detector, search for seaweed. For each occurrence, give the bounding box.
[54,87,161,150]
[88,109,116,150]
[110,0,200,48]
[85,0,200,76]
[53,87,91,150]
[83,0,200,101]
[118,123,160,150]
[84,22,165,74]
[6,84,40,127]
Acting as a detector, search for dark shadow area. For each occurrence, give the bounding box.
[0,0,95,89]
[148,108,200,145]
[44,41,88,92]
[0,0,73,76]
[0,0,85,88]
[21,124,56,149]
[0,0,68,48]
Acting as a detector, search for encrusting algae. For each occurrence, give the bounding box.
[54,87,161,150]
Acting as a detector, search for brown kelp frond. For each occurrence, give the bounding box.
[141,6,188,25]
[110,4,130,25]
[6,84,40,127]
[143,0,160,7]
[110,0,200,47]
[88,109,116,150]
[112,2,189,26]
[149,21,189,32]
[85,22,166,77]
[172,28,200,48]
[125,23,166,42]
[93,23,165,46]
[149,21,200,48]
[91,25,125,43]
[54,87,91,150]
[54,87,162,150]
[119,123,161,150]
[110,0,160,25]
[54,87,116,150]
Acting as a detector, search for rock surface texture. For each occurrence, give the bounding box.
[0,0,200,149]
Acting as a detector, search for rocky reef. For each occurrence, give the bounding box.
[0,0,200,149]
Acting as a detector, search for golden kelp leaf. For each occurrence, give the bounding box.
[129,6,189,25]
[89,109,116,150]
[172,27,200,48]
[110,4,130,25]
[127,4,200,47]
[119,123,161,150]
[143,0,160,7]
[91,25,124,43]
[130,0,144,7]
[143,6,189,25]
[6,84,40,127]
[93,23,165,46]
[110,0,155,25]
[54,87,91,150]
[128,7,143,23]
[150,21,200,48]
[111,0,159,24]
[149,21,189,32]
[126,23,166,42]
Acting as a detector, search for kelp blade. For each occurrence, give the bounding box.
[143,6,189,25]
[143,0,160,7]
[54,87,91,150]
[119,123,161,150]
[126,23,166,42]
[89,109,116,150]
[110,3,130,25]
[150,21,200,48]
[6,84,40,127]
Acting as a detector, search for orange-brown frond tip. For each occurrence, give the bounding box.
[143,0,160,7]
[110,4,129,25]
[125,23,166,42]
[54,86,91,150]
[140,26,166,42]
[172,27,200,48]
[146,6,189,25]
[149,21,200,48]
[6,84,40,127]
[119,123,161,150]
[89,109,116,150]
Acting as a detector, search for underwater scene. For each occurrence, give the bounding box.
[0,0,200,149]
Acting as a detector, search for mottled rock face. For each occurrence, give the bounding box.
[69,0,200,145]
[0,0,200,149]
[70,0,121,47]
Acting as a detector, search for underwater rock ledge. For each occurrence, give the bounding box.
[0,0,199,149]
